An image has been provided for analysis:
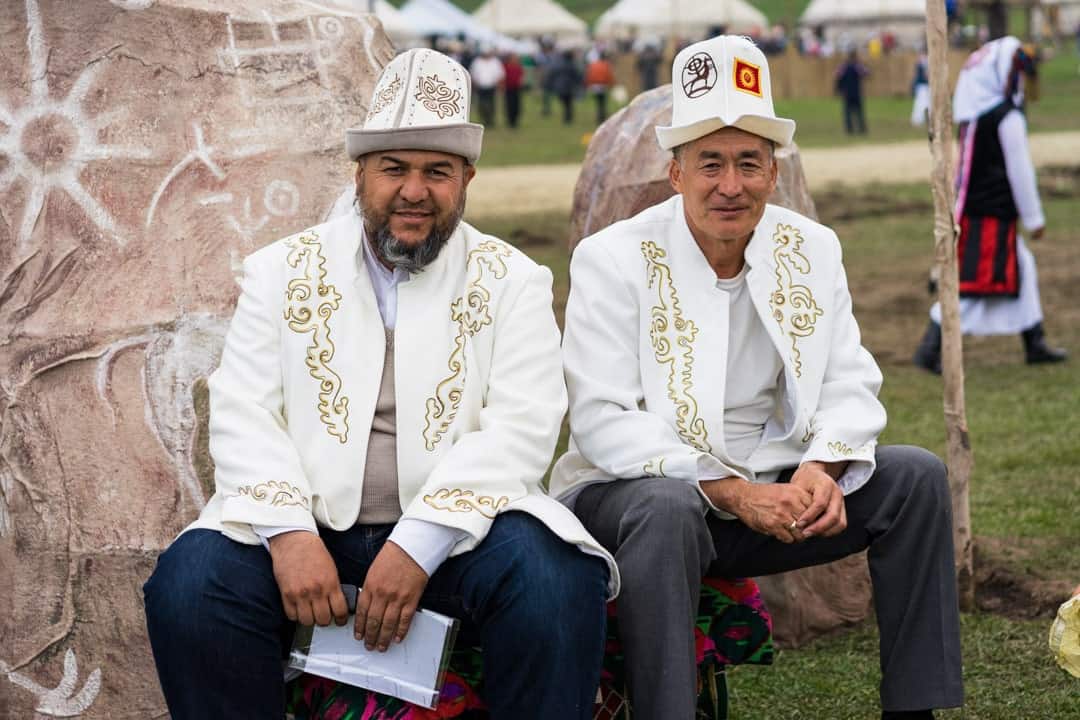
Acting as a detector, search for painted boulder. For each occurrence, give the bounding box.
[0,1,393,716]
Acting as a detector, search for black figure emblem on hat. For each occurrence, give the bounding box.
[682,52,717,98]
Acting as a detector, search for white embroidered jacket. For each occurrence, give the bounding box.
[188,211,618,596]
[550,196,887,511]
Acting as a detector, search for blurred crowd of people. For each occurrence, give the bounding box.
[437,40,628,130]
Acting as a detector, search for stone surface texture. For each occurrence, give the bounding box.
[0,1,393,716]
[569,85,873,648]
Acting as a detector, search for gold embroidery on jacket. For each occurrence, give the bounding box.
[828,441,855,457]
[423,488,509,518]
[237,481,310,509]
[642,241,711,453]
[284,231,349,443]
[768,224,823,378]
[423,240,513,451]
[643,457,667,477]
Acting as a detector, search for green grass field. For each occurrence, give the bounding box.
[474,176,1080,718]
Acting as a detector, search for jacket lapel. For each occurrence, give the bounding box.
[745,208,803,441]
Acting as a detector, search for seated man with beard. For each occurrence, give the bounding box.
[143,49,617,720]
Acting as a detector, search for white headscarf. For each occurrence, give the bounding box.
[952,36,1023,123]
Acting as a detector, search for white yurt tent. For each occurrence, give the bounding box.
[595,0,769,41]
[472,0,589,46]
[799,0,928,49]
[398,0,530,51]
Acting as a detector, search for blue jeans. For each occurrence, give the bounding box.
[144,512,608,720]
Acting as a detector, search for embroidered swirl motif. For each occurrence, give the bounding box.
[415,73,462,119]
[423,488,509,518]
[237,481,310,509]
[828,441,855,457]
[284,231,349,443]
[643,457,667,477]
[423,240,513,451]
[642,241,710,453]
[768,224,823,378]
[367,74,402,118]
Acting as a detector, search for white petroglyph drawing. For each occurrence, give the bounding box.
[0,0,156,255]
[298,0,393,70]
[94,314,229,511]
[219,9,348,110]
[110,0,155,8]
[145,122,227,229]
[196,179,300,242]
[0,649,102,717]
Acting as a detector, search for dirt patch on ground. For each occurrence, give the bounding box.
[974,537,1074,618]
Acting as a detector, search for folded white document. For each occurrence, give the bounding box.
[288,607,459,709]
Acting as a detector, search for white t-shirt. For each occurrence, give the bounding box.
[469,56,505,89]
[716,266,784,463]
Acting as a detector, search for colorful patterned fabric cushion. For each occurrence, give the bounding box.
[286,577,773,720]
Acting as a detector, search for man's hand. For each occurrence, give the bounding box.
[1030,226,1046,240]
[701,477,813,544]
[790,461,848,538]
[355,541,429,652]
[268,531,349,627]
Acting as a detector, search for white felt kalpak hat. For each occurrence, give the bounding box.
[656,36,796,151]
[347,49,484,164]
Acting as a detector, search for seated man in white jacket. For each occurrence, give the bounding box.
[144,49,617,720]
[551,36,962,720]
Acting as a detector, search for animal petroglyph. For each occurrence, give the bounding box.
[1,649,102,717]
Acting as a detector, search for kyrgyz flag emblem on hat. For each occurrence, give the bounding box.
[733,58,762,97]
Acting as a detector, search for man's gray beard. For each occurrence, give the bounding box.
[359,194,466,274]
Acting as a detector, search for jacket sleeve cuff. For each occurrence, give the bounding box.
[221,492,317,534]
[801,440,877,495]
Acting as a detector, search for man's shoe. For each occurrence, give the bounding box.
[1021,322,1067,364]
[913,320,942,374]
[882,712,934,720]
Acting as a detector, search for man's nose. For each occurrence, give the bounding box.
[398,171,429,203]
[713,167,742,197]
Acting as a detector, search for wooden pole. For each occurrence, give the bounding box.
[925,0,975,610]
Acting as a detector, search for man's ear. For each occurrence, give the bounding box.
[462,162,477,188]
[354,159,364,193]
[668,156,683,194]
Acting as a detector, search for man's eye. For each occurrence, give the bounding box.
[384,166,405,175]
[428,169,450,178]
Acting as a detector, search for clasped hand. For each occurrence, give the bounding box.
[703,461,847,543]
[268,532,429,652]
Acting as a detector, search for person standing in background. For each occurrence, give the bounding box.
[914,37,1066,372]
[503,52,525,129]
[547,50,583,125]
[910,53,930,127]
[584,51,616,124]
[470,47,504,128]
[636,43,661,92]
[835,49,869,134]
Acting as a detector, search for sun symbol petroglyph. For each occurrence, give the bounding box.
[0,0,156,255]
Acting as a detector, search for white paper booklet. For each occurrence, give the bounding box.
[288,607,459,709]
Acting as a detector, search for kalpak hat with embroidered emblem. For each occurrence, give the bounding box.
[347,48,483,163]
[656,35,795,151]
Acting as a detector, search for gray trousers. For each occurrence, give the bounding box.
[574,445,964,718]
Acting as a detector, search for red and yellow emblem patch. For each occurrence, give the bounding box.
[733,58,762,97]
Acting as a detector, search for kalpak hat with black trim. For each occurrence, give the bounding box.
[347,48,483,164]
[656,35,795,151]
